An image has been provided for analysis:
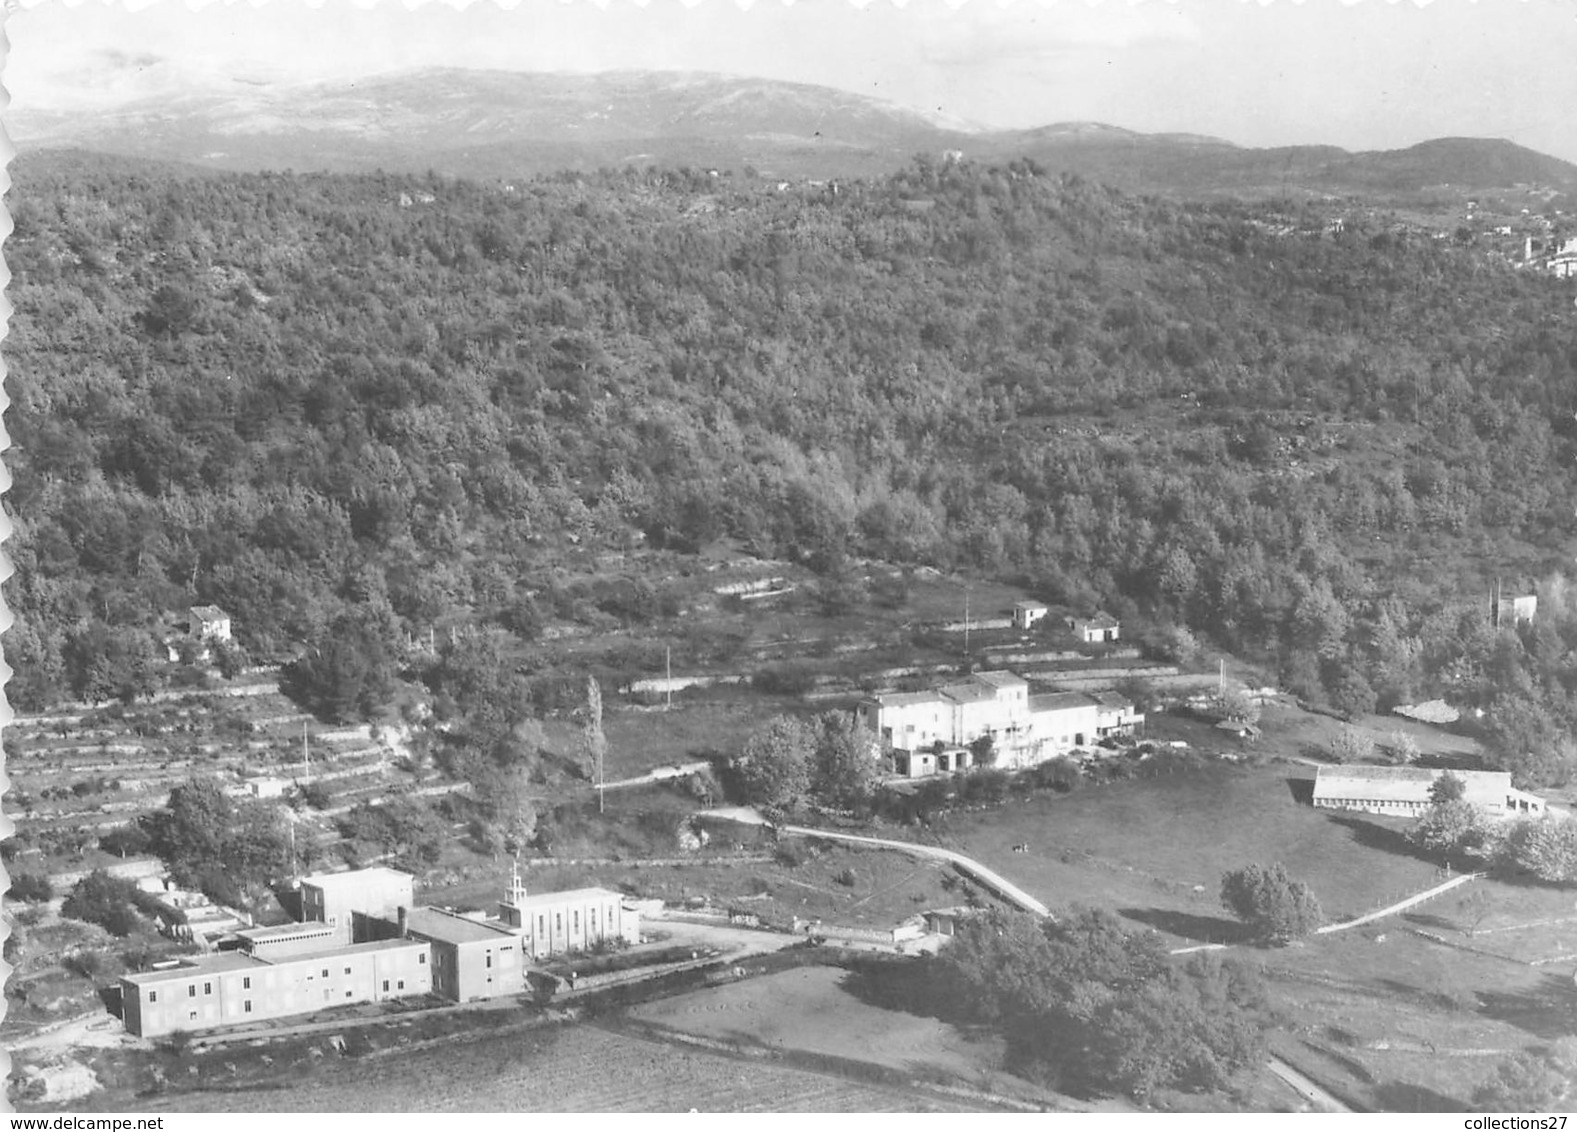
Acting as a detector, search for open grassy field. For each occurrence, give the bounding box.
[628,965,1083,1108]
[936,761,1444,943]
[119,1020,983,1112]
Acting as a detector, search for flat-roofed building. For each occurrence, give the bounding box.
[233,920,345,961]
[1093,692,1145,738]
[404,907,523,1002]
[299,866,415,943]
[119,938,430,1038]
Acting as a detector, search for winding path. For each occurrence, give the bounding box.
[777,824,1050,916]
[774,820,1354,1112]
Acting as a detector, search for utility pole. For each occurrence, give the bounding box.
[302,721,310,781]
[666,646,672,712]
[963,584,971,663]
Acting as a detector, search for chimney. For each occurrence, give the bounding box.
[397,905,408,938]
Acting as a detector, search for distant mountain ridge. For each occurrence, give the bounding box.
[14,67,1577,200]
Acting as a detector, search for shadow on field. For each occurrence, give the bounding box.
[1118,906,1250,946]
[1374,1081,1467,1112]
[1400,911,1458,932]
[1326,815,1438,866]
[1477,974,1577,1040]
[1285,777,1315,806]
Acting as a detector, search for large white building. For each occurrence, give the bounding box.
[859,671,1141,776]
[1312,766,1546,818]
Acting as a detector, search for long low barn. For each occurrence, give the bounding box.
[1312,765,1545,818]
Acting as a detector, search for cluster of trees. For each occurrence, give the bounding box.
[897,907,1271,1099]
[1407,772,1577,882]
[8,153,1577,788]
[731,712,878,814]
[60,870,164,937]
[137,778,296,905]
[1474,1038,1577,1110]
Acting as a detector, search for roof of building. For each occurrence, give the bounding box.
[236,921,341,946]
[190,605,230,622]
[869,690,946,709]
[300,866,414,891]
[1013,600,1048,612]
[505,886,624,910]
[1093,692,1135,710]
[939,682,998,705]
[405,906,518,945]
[971,671,1028,690]
[121,951,266,986]
[1312,765,1519,808]
[1029,692,1098,714]
[277,937,430,966]
[1071,611,1120,628]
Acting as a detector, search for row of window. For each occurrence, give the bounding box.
[145,955,427,1004]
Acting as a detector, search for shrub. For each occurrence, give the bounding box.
[834,867,857,887]
[61,871,143,937]
[752,664,817,697]
[1328,727,1377,765]
[8,873,53,903]
[774,841,810,868]
[64,950,104,980]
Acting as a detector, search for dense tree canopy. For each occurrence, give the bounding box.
[9,153,1577,789]
[928,907,1270,1098]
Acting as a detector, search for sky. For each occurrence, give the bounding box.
[7,0,1577,162]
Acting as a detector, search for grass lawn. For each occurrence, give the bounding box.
[72,1013,980,1113]
[1257,926,1574,1111]
[936,762,1444,945]
[627,965,1082,1108]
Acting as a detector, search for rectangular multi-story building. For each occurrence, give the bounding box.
[119,938,431,1038]
[404,907,524,1002]
[299,866,415,943]
[862,671,1137,776]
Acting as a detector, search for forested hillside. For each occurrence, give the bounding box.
[9,152,1577,781]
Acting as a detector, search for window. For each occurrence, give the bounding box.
[244,1000,252,1014]
[573,911,580,932]
[383,980,390,992]
[345,991,353,999]
[243,976,251,990]
[322,969,330,979]
[397,980,405,990]
[204,982,212,995]
[486,953,493,969]
[418,953,427,965]
[344,966,351,975]
[189,1011,198,1021]
[555,914,562,932]
[149,991,158,1004]
[188,986,197,998]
